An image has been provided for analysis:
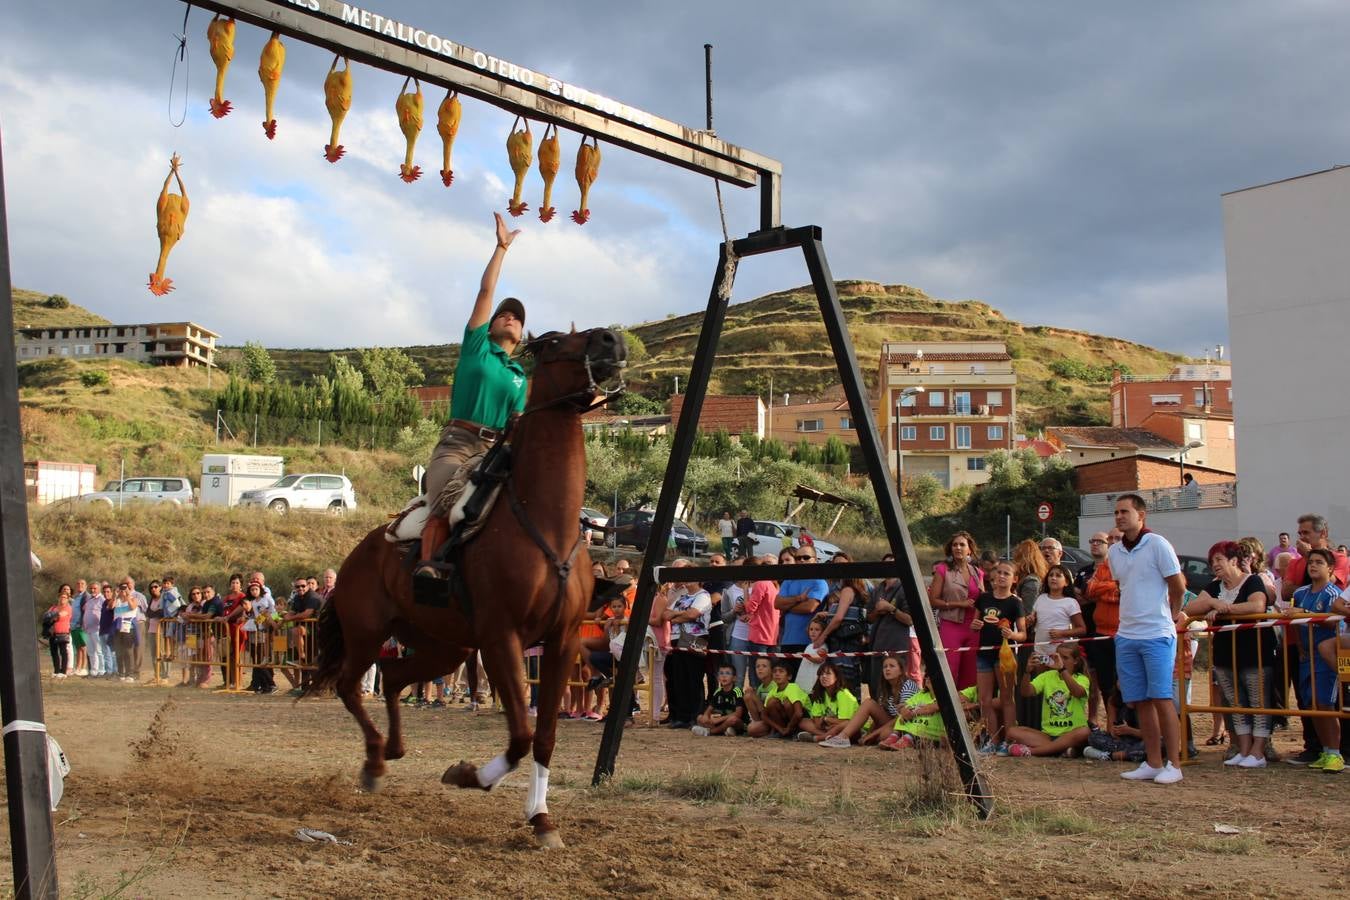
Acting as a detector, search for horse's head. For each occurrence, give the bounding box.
[521,326,627,411]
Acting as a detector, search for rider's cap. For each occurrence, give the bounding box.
[492,297,525,328]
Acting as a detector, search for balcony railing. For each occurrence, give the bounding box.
[1079,481,1236,517]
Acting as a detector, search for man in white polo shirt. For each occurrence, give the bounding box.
[1109,493,1186,785]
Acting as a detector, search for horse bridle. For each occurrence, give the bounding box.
[498,331,625,606]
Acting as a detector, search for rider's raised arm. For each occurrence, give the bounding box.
[467,213,521,330]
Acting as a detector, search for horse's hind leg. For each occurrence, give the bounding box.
[442,632,531,795]
[525,628,581,849]
[382,642,468,761]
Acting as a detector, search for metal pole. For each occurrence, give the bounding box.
[704,44,714,133]
[0,118,60,899]
[1006,514,1011,559]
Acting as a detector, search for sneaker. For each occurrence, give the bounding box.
[1121,762,1164,781]
[430,699,446,708]
[691,725,710,737]
[1321,753,1345,774]
[1238,754,1267,769]
[977,740,1000,755]
[583,711,603,721]
[1224,754,1249,767]
[1285,748,1322,767]
[878,732,901,751]
[1007,743,1033,757]
[995,741,1011,757]
[1152,763,1184,784]
[1309,753,1329,771]
[795,731,816,742]
[1083,746,1111,761]
[895,734,916,749]
[820,734,852,749]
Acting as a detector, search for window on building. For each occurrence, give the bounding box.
[839,417,852,429]
[1193,388,1205,406]
[1150,394,1181,405]
[1185,421,1203,442]
[900,426,916,442]
[967,457,986,471]
[797,419,824,432]
[928,390,945,407]
[955,426,971,449]
[899,391,918,408]
[988,425,1004,441]
[987,391,1003,407]
[929,425,946,441]
[954,391,971,414]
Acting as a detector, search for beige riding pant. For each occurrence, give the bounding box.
[425,425,494,518]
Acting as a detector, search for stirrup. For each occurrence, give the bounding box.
[414,562,446,580]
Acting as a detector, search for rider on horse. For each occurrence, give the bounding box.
[416,213,527,579]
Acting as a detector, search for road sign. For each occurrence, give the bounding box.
[412,464,426,489]
[1036,502,1054,522]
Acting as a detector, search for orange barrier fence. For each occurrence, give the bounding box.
[1180,612,1349,764]
[153,616,318,691]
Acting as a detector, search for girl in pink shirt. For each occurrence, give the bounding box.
[743,563,780,688]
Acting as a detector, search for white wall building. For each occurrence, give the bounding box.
[1222,166,1350,543]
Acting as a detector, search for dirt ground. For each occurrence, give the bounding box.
[4,675,1348,899]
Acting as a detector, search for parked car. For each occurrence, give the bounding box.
[580,507,609,544]
[1059,545,1094,569]
[743,520,844,561]
[238,473,357,514]
[80,477,194,507]
[604,508,708,556]
[1176,555,1214,594]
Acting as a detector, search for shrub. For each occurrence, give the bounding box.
[79,370,109,388]
[43,294,70,309]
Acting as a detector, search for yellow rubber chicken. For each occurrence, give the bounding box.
[258,31,286,140]
[571,136,601,225]
[395,77,424,183]
[506,117,533,216]
[436,90,462,187]
[537,124,561,222]
[149,154,189,296]
[323,56,353,163]
[206,14,235,119]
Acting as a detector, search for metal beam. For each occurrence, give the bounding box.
[0,122,59,898]
[182,0,782,215]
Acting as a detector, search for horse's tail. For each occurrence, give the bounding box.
[303,592,345,697]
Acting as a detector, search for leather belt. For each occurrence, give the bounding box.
[447,418,500,442]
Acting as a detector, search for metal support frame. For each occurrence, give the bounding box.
[592,226,992,817]
[0,123,60,897]
[178,0,783,229]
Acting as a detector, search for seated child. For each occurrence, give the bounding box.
[693,663,747,736]
[797,663,859,742]
[1084,686,1146,763]
[819,654,913,748]
[747,660,808,738]
[742,657,773,728]
[1005,643,1091,757]
[881,672,950,750]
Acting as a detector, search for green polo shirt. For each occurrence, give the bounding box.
[449,323,527,430]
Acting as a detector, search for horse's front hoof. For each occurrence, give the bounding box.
[360,770,384,793]
[442,761,487,790]
[531,814,563,849]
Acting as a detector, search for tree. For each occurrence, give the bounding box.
[820,436,850,467]
[617,329,649,363]
[360,347,424,399]
[240,340,276,384]
[612,392,664,416]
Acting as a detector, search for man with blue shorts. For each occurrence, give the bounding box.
[1109,494,1186,785]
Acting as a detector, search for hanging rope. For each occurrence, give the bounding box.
[167,5,191,127]
[702,44,738,303]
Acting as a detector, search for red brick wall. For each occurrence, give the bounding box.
[1112,381,1233,428]
[1075,457,1235,494]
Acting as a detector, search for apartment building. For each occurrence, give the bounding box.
[16,322,219,369]
[1110,364,1232,428]
[767,386,858,447]
[876,341,1016,488]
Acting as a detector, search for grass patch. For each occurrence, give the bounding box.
[998,804,1097,836]
[602,767,802,809]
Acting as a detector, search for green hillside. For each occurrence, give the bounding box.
[11,288,110,330]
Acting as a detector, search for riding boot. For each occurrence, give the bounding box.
[416,515,451,579]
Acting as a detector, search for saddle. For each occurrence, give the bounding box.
[390,439,513,610]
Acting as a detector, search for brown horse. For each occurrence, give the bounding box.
[305,326,625,848]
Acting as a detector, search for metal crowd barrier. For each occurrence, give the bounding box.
[152,616,317,691]
[1180,611,1349,764]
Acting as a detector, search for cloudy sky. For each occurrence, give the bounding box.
[3,1,1347,355]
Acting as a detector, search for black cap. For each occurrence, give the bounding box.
[492,297,525,328]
